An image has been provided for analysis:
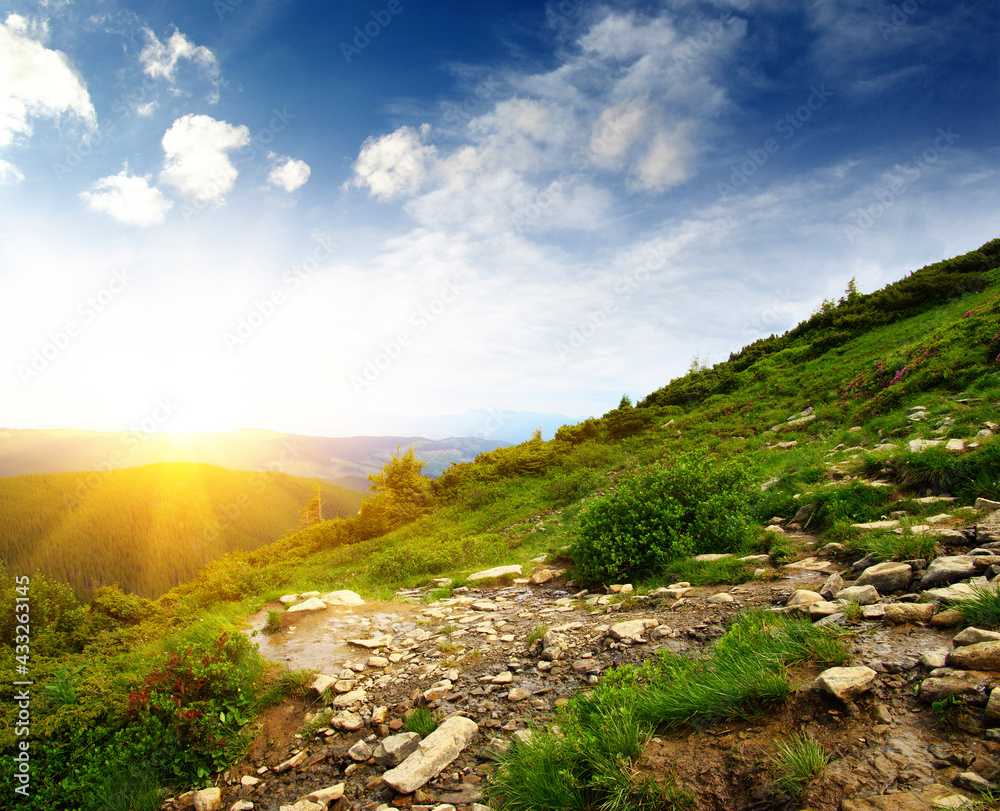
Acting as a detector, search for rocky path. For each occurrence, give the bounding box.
[168,508,1000,811]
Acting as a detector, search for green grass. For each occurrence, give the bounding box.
[770,732,828,798]
[846,525,938,563]
[659,556,752,587]
[262,610,283,635]
[946,585,1000,629]
[404,707,439,737]
[525,625,549,646]
[487,611,847,811]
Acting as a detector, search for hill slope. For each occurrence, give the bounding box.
[0,463,365,600]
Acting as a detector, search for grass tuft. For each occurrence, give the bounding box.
[404,706,438,737]
[946,585,1000,629]
[262,609,283,635]
[770,732,828,797]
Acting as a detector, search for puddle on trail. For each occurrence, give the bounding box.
[246,601,425,672]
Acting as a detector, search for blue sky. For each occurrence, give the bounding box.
[1,0,997,437]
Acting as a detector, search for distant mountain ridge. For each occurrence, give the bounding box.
[0,427,516,485]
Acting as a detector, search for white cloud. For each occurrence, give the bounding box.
[589,100,647,170]
[629,122,696,193]
[159,114,249,205]
[0,13,96,147]
[0,159,24,185]
[140,27,219,86]
[80,166,173,227]
[266,153,311,192]
[135,101,158,117]
[348,124,436,200]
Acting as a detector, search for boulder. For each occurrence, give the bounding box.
[286,597,327,613]
[529,569,559,585]
[274,749,307,774]
[819,572,844,600]
[382,715,479,794]
[948,641,1000,671]
[310,673,336,696]
[507,687,531,702]
[841,783,977,810]
[467,565,522,582]
[921,556,980,589]
[305,784,345,805]
[331,710,364,731]
[348,740,374,761]
[348,634,392,649]
[835,585,880,605]
[908,439,943,452]
[855,561,913,594]
[787,590,824,608]
[814,666,877,701]
[320,590,365,606]
[920,670,997,705]
[954,627,1000,646]
[278,593,299,605]
[192,788,222,811]
[279,802,322,811]
[884,603,936,624]
[374,732,421,767]
[608,619,659,642]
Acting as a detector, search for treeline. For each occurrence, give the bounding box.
[640,238,1000,408]
[0,463,364,601]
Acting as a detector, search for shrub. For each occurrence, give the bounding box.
[571,453,756,584]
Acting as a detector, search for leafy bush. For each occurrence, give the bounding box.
[572,453,756,584]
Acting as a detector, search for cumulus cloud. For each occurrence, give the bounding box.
[348,124,436,200]
[80,165,173,227]
[159,114,249,205]
[589,100,647,170]
[0,159,24,185]
[629,122,696,193]
[0,13,96,147]
[266,153,311,192]
[140,27,219,85]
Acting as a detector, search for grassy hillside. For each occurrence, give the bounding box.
[0,463,365,600]
[1,237,998,811]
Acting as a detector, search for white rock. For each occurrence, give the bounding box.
[382,716,479,794]
[320,590,365,606]
[278,593,299,605]
[333,689,367,707]
[193,788,222,811]
[707,592,734,605]
[787,590,824,608]
[835,585,880,605]
[814,666,877,701]
[309,674,336,696]
[348,740,374,761]
[348,633,393,649]
[286,597,327,613]
[305,784,345,805]
[374,732,421,767]
[467,565,522,582]
[608,618,659,641]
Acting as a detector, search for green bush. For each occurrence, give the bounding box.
[571,453,756,584]
[808,482,892,531]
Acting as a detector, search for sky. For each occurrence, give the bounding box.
[1,0,998,438]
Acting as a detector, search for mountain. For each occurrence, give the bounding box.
[0,462,365,600]
[0,428,507,484]
[344,409,579,443]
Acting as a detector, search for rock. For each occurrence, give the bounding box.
[852,520,900,530]
[920,670,997,705]
[492,671,514,684]
[791,503,815,524]
[286,597,328,613]
[368,655,390,669]
[693,553,732,562]
[978,510,1000,543]
[706,592,734,605]
[787,590,825,608]
[231,802,254,811]
[304,784,345,805]
[310,674,336,695]
[954,628,1000,646]
[920,649,950,669]
[374,732,421,767]
[349,740,374,761]
[332,710,364,731]
[274,749,307,774]
[926,582,998,602]
[467,565,522,582]
[819,572,844,600]
[382,715,479,794]
[193,788,222,811]
[946,439,967,453]
[529,569,558,585]
[931,609,965,627]
[948,641,1000,671]
[348,634,393,649]
[507,688,531,702]
[784,557,836,572]
[835,585,880,605]
[608,619,659,642]
[279,802,322,811]
[986,689,1000,723]
[278,593,299,605]
[921,556,980,589]
[814,666,877,701]
[333,689,367,707]
[809,601,841,620]
[320,590,365,606]
[909,439,944,452]
[976,498,1000,512]
[240,775,261,787]
[953,771,999,793]
[841,784,974,810]
[884,603,937,624]
[855,561,913,594]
